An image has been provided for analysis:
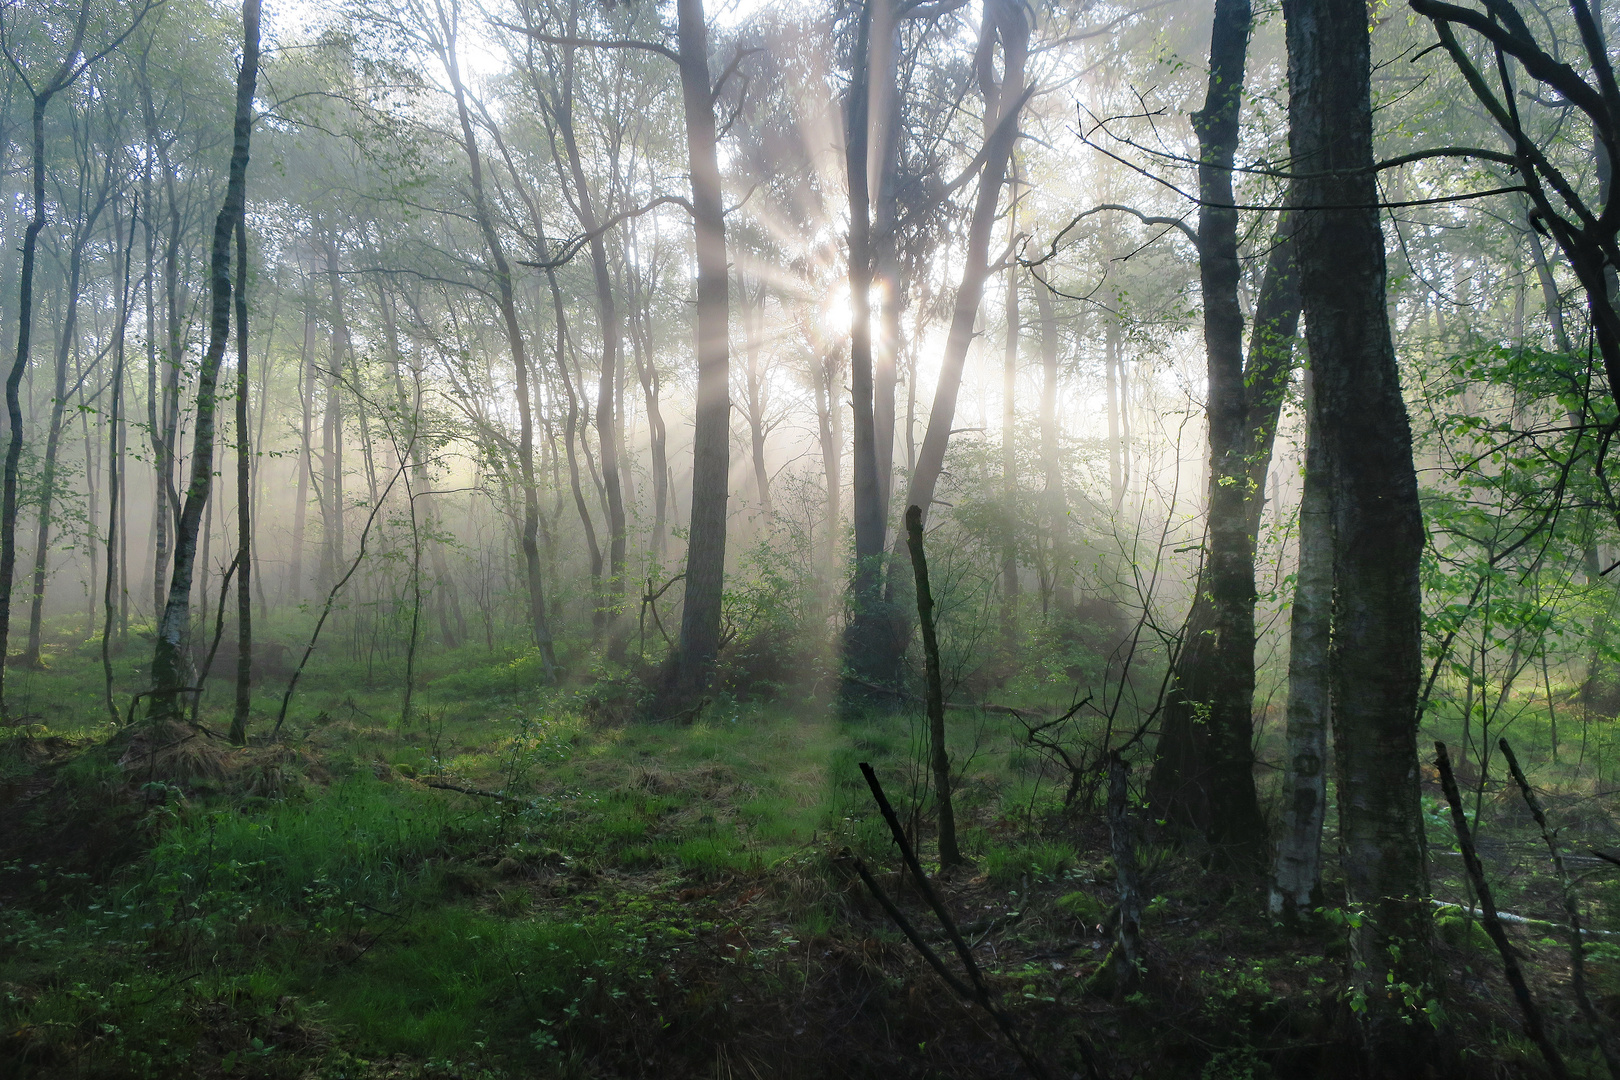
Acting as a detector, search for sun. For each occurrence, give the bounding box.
[818,286,853,341]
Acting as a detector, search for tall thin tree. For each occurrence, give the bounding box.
[148,0,261,722]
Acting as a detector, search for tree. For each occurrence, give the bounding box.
[429,0,559,681]
[1143,0,1306,864]
[1286,0,1436,1052]
[900,0,1028,530]
[670,0,731,700]
[1408,0,1620,412]
[1270,369,1330,918]
[0,0,153,713]
[148,0,260,722]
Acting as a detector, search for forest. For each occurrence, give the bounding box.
[1,0,1619,1074]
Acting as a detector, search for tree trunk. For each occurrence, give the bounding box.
[1034,275,1073,614]
[906,504,963,866]
[814,345,843,584]
[843,0,892,692]
[104,198,136,724]
[1000,184,1020,652]
[1286,0,1436,1051]
[1105,315,1124,512]
[553,21,627,629]
[549,268,604,588]
[1270,370,1330,917]
[320,235,347,589]
[230,213,252,745]
[741,281,772,515]
[903,0,1028,526]
[672,0,731,699]
[1,4,95,709]
[627,254,669,559]
[148,0,260,722]
[25,185,108,667]
[290,303,315,602]
[436,12,558,679]
[1145,0,1266,860]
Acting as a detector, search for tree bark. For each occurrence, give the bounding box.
[548,267,604,588]
[741,280,773,515]
[1286,0,1436,1051]
[672,0,731,699]
[1147,0,1309,864]
[319,234,347,589]
[148,0,261,722]
[627,253,669,558]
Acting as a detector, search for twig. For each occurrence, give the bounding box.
[421,779,536,807]
[906,505,963,867]
[1105,752,1144,994]
[1500,738,1619,1078]
[858,763,1057,1079]
[1435,741,1569,1079]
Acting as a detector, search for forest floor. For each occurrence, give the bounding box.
[1,638,1618,1079]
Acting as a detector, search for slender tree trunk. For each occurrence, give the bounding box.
[1270,370,1331,917]
[1105,315,1123,512]
[291,302,315,602]
[906,504,963,866]
[628,262,669,559]
[148,0,260,722]
[320,235,348,589]
[439,11,557,679]
[902,0,1028,526]
[1000,185,1020,652]
[814,346,843,583]
[104,198,136,724]
[549,268,604,588]
[230,213,252,745]
[1035,275,1073,615]
[1,6,95,708]
[1286,0,1436,1051]
[25,194,106,667]
[741,280,772,515]
[672,0,731,699]
[842,0,892,691]
[555,28,627,623]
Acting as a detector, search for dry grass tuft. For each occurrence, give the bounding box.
[116,721,231,784]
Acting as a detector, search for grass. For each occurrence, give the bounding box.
[3,623,1619,1078]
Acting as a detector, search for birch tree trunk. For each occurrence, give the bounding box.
[148,0,260,722]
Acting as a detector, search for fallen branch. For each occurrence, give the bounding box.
[1500,738,1619,1078]
[1435,741,1569,1080]
[857,762,1059,1080]
[1431,899,1620,937]
[420,779,537,807]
